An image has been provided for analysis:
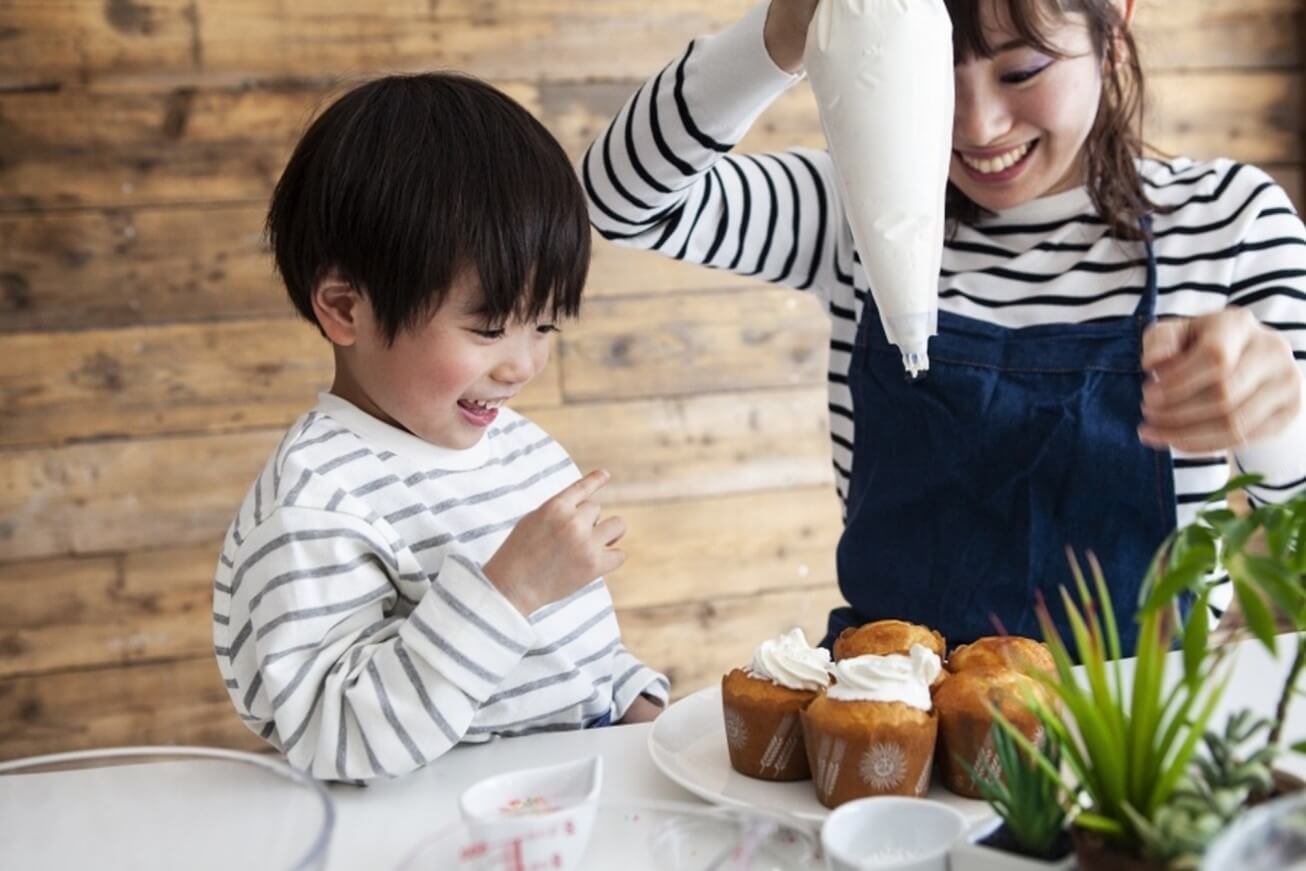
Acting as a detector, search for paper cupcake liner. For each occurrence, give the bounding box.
[938,708,1044,799]
[721,685,813,781]
[802,709,938,808]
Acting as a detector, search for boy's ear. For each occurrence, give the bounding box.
[311,271,365,347]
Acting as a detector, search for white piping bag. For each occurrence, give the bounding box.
[804,0,954,378]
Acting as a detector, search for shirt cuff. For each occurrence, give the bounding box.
[1236,379,1306,503]
[685,0,804,142]
[611,664,671,718]
[398,553,538,702]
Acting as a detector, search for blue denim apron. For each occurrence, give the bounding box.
[826,222,1175,654]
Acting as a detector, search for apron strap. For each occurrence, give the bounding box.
[1132,214,1159,321]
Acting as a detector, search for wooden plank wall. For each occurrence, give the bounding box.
[0,0,1302,760]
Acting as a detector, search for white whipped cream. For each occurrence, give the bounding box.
[826,643,942,711]
[804,0,954,376]
[746,628,832,692]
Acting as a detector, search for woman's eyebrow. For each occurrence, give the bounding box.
[992,37,1028,52]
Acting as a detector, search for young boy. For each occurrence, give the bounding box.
[213,73,668,782]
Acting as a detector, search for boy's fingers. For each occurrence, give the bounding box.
[575,501,602,530]
[554,469,610,508]
[598,546,626,575]
[594,515,626,547]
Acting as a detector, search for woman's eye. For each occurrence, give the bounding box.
[473,328,505,340]
[536,324,560,335]
[1001,63,1049,85]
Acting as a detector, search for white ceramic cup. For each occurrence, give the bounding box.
[458,755,603,871]
[821,796,967,871]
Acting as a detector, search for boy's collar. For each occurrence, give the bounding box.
[314,392,492,470]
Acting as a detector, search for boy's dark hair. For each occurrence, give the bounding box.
[268,73,590,344]
[944,0,1154,241]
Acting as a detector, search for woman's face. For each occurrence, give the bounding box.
[949,0,1105,212]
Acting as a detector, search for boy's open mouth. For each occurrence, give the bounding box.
[457,397,505,426]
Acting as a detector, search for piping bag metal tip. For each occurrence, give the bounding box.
[902,349,929,383]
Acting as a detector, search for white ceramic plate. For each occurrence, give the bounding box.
[647,686,992,824]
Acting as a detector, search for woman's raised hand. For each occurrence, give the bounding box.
[764,0,820,73]
[1139,308,1304,454]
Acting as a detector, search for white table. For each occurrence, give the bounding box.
[327,634,1306,870]
[1,636,1301,870]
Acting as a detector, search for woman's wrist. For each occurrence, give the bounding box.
[763,1,812,73]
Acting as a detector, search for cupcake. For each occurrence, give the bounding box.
[935,636,1055,799]
[721,628,831,781]
[946,635,1055,675]
[832,619,946,687]
[801,643,942,808]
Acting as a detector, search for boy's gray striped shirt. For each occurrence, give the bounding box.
[214,393,668,782]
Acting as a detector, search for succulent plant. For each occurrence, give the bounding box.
[1125,709,1280,866]
[964,720,1069,858]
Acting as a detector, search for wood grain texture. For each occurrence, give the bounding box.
[1,72,1298,213]
[0,655,268,760]
[620,586,845,701]
[0,548,211,679]
[559,289,830,401]
[0,0,1291,90]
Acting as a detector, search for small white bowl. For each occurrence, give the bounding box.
[457,755,602,871]
[821,796,966,871]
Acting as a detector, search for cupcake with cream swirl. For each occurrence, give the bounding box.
[721,628,831,781]
[802,644,942,808]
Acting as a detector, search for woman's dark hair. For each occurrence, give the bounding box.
[944,0,1153,240]
[267,73,590,344]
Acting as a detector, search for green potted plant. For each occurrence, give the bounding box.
[1127,710,1281,867]
[948,721,1073,870]
[1137,479,1306,789]
[997,478,1305,870]
[1005,551,1233,871]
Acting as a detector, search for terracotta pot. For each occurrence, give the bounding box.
[1272,767,1305,794]
[1245,767,1306,808]
[1070,826,1167,871]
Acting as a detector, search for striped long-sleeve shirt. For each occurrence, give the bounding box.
[582,1,1306,614]
[214,392,668,782]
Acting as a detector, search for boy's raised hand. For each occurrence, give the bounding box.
[483,469,627,617]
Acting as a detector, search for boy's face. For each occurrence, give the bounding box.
[323,272,557,450]
[949,1,1104,213]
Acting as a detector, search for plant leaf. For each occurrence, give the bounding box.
[1144,547,1214,614]
[1237,554,1306,619]
[1182,587,1211,687]
[1148,667,1233,814]
[1233,578,1278,653]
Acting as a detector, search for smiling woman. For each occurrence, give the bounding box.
[580,0,1306,651]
